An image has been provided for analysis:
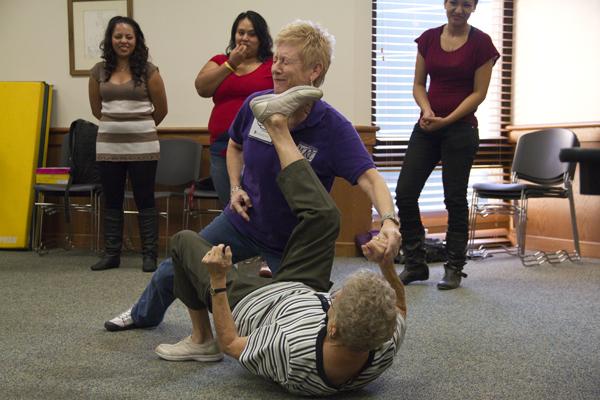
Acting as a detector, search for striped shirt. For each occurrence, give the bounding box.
[233,281,406,396]
[90,62,160,162]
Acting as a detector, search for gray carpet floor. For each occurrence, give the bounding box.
[0,249,598,400]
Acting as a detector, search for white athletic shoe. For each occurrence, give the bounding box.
[104,308,136,332]
[249,86,323,123]
[155,336,224,362]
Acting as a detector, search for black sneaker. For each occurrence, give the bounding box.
[104,308,136,331]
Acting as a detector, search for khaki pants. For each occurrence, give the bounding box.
[171,159,340,311]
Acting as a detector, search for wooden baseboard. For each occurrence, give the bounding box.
[45,233,364,259]
[335,241,360,257]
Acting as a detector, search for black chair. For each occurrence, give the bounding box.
[468,128,581,266]
[32,136,102,253]
[123,138,201,254]
[182,175,222,230]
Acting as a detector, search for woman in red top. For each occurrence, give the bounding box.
[395,0,499,290]
[194,11,273,207]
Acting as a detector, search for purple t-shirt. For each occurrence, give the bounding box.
[416,25,500,127]
[225,90,375,254]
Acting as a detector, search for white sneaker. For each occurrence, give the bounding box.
[104,308,136,332]
[155,336,224,362]
[250,85,323,123]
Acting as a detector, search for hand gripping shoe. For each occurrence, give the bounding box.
[250,85,323,123]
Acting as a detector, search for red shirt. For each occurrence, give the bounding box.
[416,25,499,127]
[208,54,273,142]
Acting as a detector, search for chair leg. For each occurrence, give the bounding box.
[566,181,581,258]
[515,193,526,258]
[165,197,170,257]
[467,191,478,258]
[33,193,44,253]
[183,194,189,230]
[89,192,94,252]
[96,193,102,253]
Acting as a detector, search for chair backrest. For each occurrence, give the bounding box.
[59,135,70,166]
[512,128,579,185]
[155,138,202,186]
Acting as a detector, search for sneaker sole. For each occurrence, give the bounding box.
[155,351,224,362]
[104,321,138,332]
[250,86,323,122]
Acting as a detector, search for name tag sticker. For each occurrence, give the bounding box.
[248,119,273,144]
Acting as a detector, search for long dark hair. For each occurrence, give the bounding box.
[100,16,148,86]
[226,11,273,62]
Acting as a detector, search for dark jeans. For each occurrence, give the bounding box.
[99,160,158,210]
[209,132,231,207]
[172,159,339,312]
[395,122,479,236]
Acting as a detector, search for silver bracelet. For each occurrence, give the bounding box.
[381,212,399,226]
[230,185,242,194]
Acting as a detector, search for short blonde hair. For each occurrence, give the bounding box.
[275,20,335,87]
[334,270,397,352]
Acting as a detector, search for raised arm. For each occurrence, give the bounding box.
[203,244,248,359]
[195,45,248,97]
[362,237,407,319]
[357,169,401,264]
[194,60,231,98]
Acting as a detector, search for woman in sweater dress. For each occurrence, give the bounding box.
[88,16,168,273]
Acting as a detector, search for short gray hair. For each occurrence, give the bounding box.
[334,270,397,352]
[275,20,335,87]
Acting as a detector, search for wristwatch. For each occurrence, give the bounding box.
[381,212,400,226]
[209,286,227,296]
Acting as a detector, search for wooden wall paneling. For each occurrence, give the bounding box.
[43,126,378,257]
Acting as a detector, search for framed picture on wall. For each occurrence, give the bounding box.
[68,0,133,76]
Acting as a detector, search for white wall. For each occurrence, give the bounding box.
[513,0,600,125]
[0,0,372,127]
[2,1,597,129]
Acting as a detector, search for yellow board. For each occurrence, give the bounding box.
[0,82,53,249]
[35,174,70,185]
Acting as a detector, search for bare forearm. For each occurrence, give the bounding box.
[226,140,244,187]
[443,92,486,125]
[358,169,395,216]
[195,64,232,98]
[379,260,407,318]
[209,277,247,358]
[413,84,432,114]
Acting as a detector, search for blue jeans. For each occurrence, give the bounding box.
[130,213,282,327]
[209,136,231,207]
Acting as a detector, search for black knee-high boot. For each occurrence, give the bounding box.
[398,228,429,284]
[438,231,468,290]
[91,208,123,271]
[138,208,158,273]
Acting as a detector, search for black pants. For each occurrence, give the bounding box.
[395,122,479,236]
[171,159,339,312]
[99,161,158,210]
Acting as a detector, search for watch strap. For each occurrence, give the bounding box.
[210,287,227,296]
[381,212,400,226]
